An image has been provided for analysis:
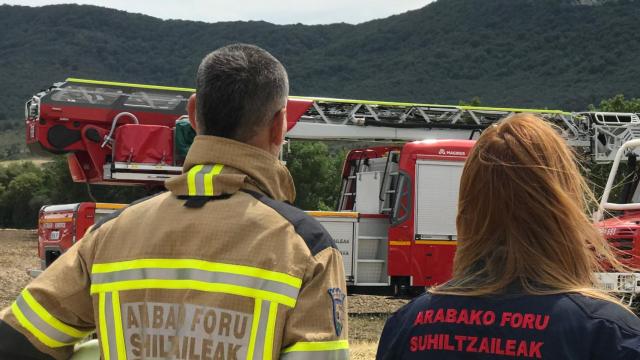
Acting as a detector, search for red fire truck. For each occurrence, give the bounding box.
[31,202,125,277]
[26,78,640,297]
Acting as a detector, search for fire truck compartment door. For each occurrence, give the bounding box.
[114,124,174,165]
[355,171,382,214]
[415,160,464,238]
[310,213,357,280]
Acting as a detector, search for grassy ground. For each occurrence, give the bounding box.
[349,313,389,358]
[350,340,379,359]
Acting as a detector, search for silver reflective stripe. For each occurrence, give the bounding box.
[91,268,300,300]
[280,349,349,360]
[194,165,213,195]
[250,300,271,360]
[15,294,82,344]
[104,292,119,360]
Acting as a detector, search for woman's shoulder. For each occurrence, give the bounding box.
[564,293,640,335]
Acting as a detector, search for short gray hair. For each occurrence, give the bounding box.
[195,44,289,141]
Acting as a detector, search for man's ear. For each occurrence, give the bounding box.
[187,94,198,133]
[269,107,287,146]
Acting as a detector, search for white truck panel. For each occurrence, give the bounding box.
[415,160,464,239]
[310,214,357,279]
[355,171,382,214]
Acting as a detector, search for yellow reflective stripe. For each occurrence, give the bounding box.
[263,302,278,360]
[291,96,456,108]
[98,292,110,360]
[307,211,358,218]
[415,240,457,246]
[11,302,68,348]
[95,203,126,209]
[187,165,204,196]
[65,78,195,93]
[90,280,296,308]
[282,340,350,353]
[389,241,411,246]
[203,164,224,196]
[112,292,126,359]
[40,217,73,223]
[246,299,262,360]
[21,290,90,339]
[91,259,302,289]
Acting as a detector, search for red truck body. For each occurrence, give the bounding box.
[37,203,125,270]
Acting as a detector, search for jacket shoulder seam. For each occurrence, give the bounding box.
[566,294,640,335]
[90,192,166,233]
[241,190,337,256]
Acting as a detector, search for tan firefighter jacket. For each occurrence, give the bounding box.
[0,135,349,360]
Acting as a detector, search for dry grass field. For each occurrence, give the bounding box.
[0,230,408,358]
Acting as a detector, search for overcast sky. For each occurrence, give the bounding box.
[2,0,436,24]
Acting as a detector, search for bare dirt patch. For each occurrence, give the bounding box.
[349,293,410,314]
[0,229,39,309]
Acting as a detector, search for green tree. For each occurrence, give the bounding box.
[0,169,45,228]
[285,141,344,210]
[592,94,640,113]
[459,97,482,107]
[0,157,150,228]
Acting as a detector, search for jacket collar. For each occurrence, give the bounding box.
[165,136,296,203]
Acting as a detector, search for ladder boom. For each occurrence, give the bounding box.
[24,78,640,187]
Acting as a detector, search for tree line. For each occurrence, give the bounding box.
[0,141,344,228]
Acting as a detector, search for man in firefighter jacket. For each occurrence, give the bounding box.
[0,44,349,360]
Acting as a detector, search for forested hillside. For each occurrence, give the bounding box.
[1,0,639,122]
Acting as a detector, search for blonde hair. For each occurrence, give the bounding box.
[431,113,628,304]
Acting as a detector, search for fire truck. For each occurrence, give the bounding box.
[30,202,125,277]
[25,78,640,297]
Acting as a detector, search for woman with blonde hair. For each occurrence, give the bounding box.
[377,114,640,359]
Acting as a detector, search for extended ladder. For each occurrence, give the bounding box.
[31,78,640,187]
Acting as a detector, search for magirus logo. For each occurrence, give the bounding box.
[438,148,466,156]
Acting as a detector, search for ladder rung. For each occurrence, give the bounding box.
[343,193,355,196]
[347,176,357,179]
[385,190,396,194]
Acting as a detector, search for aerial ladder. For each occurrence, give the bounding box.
[24,78,640,187]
